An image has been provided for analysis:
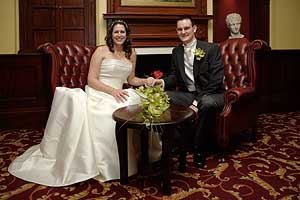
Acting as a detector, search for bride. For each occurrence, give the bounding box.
[8,20,161,186]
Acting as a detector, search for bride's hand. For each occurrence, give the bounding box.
[144,77,155,87]
[111,89,129,103]
[144,77,162,87]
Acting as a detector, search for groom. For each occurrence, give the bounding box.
[151,15,225,167]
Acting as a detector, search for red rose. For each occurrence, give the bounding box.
[151,70,163,79]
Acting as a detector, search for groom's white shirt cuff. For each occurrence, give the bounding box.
[160,79,165,90]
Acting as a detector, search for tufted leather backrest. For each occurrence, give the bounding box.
[219,38,254,91]
[38,41,97,93]
[215,38,269,151]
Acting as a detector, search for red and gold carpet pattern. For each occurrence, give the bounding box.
[1,111,300,199]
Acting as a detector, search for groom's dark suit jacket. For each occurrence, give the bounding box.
[163,40,225,104]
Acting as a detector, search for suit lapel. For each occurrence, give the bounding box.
[193,41,204,80]
[177,45,187,81]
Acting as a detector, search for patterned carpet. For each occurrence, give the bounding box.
[1,111,300,199]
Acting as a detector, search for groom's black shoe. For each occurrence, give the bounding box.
[193,151,206,168]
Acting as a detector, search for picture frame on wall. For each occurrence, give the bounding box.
[108,0,204,15]
[121,0,195,7]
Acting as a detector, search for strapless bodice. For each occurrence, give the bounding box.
[99,58,132,89]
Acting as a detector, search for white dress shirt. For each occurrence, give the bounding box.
[183,39,197,92]
[160,39,199,107]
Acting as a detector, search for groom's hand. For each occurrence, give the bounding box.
[189,105,198,118]
[145,77,163,87]
[144,77,155,87]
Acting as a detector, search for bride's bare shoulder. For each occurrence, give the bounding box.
[95,45,108,52]
[92,45,111,58]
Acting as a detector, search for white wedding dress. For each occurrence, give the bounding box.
[8,58,162,186]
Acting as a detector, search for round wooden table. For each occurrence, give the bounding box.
[113,104,195,195]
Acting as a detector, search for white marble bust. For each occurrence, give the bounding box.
[226,13,244,39]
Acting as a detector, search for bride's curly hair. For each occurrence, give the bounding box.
[105,20,132,59]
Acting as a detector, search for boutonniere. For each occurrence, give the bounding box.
[194,48,205,60]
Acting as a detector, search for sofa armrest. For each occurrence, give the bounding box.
[221,87,256,116]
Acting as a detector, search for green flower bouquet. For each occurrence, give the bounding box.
[135,85,170,127]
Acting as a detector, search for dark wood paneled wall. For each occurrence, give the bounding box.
[104,0,212,47]
[249,0,270,44]
[0,54,51,128]
[19,0,96,53]
[256,50,300,113]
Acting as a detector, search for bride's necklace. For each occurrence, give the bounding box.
[114,51,125,59]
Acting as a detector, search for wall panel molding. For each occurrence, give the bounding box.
[104,0,212,47]
[0,54,51,128]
